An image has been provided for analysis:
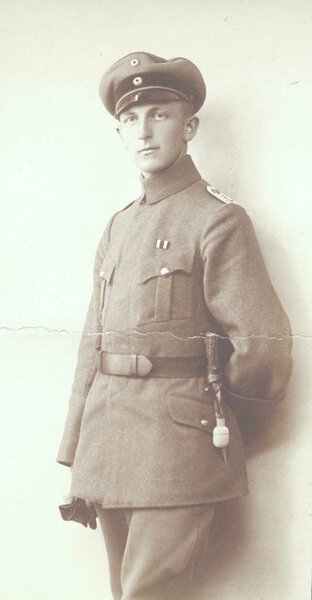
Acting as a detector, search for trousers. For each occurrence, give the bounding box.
[95,503,215,600]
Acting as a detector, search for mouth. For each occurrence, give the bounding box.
[138,147,159,155]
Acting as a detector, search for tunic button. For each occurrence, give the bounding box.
[201,419,209,427]
[160,267,170,276]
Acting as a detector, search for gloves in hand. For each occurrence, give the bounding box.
[59,497,97,529]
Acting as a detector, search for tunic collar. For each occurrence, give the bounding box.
[140,154,201,205]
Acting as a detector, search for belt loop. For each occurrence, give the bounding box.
[135,354,138,376]
[99,279,106,322]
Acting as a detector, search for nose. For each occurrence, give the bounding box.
[138,114,152,140]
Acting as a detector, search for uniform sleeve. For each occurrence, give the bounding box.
[56,217,114,466]
[201,203,292,423]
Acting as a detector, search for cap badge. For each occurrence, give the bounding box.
[133,76,143,86]
[130,58,140,67]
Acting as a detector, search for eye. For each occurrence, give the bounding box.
[122,114,137,124]
[153,111,166,121]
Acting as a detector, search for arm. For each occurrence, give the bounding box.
[201,203,292,426]
[56,217,114,467]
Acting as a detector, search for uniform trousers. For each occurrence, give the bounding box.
[95,503,215,600]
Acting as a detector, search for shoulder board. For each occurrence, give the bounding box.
[120,199,136,212]
[206,184,237,204]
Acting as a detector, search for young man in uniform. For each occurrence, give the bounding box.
[57,52,292,600]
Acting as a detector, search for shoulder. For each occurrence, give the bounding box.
[194,182,258,245]
[187,180,249,227]
[205,184,238,207]
[200,182,251,225]
[119,198,137,212]
[204,198,253,239]
[96,197,138,249]
[185,179,241,215]
[200,192,259,257]
[103,197,138,236]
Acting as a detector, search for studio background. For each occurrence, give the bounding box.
[1,1,311,599]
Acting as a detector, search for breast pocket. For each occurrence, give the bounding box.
[136,251,194,325]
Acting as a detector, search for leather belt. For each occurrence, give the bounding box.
[96,351,207,378]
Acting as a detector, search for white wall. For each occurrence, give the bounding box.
[1,1,311,598]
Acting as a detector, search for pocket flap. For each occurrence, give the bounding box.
[100,254,116,284]
[168,395,215,432]
[139,251,195,283]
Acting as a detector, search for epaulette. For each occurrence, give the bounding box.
[206,184,237,205]
[120,199,136,211]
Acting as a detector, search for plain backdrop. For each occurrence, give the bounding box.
[1,1,311,599]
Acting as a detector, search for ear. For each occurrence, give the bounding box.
[184,116,199,142]
[116,124,129,149]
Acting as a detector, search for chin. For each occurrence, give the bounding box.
[144,165,166,175]
[136,157,177,176]
[136,159,166,175]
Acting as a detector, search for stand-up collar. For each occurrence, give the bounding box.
[141,155,201,204]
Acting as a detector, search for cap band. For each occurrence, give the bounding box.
[114,71,195,115]
[116,88,192,117]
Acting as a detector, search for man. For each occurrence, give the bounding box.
[57,52,292,600]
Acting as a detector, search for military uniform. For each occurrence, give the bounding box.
[57,53,292,600]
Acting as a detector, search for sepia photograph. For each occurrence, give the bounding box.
[1,1,311,599]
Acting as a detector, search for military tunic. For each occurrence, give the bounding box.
[57,155,292,507]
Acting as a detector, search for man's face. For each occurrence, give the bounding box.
[117,102,198,177]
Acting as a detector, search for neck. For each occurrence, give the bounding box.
[140,154,202,205]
